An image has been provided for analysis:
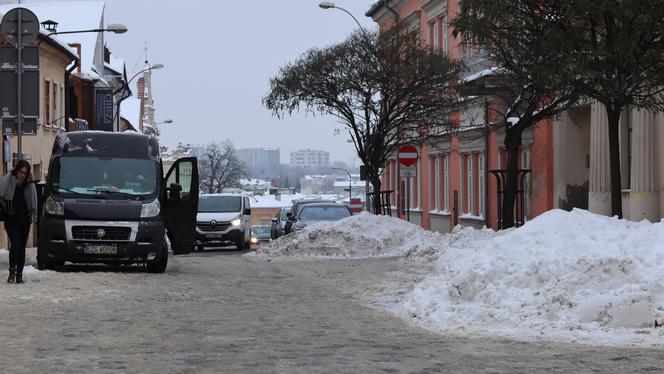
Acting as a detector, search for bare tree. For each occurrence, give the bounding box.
[199,140,247,193]
[453,0,579,228]
[263,26,463,214]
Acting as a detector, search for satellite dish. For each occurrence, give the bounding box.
[0,7,40,46]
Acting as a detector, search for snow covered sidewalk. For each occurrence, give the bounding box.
[254,209,664,347]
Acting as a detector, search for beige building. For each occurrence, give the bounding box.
[0,31,78,246]
[555,102,664,222]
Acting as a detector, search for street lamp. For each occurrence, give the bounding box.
[37,23,128,45]
[332,167,352,204]
[319,1,368,36]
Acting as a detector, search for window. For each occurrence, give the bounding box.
[52,82,58,128]
[43,79,50,127]
[467,154,474,214]
[433,19,439,51]
[479,154,485,218]
[416,158,421,209]
[60,85,65,129]
[432,156,440,211]
[442,16,448,54]
[443,155,449,212]
[521,148,531,220]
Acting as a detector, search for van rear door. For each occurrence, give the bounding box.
[163,157,199,254]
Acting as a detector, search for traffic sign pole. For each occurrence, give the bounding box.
[398,145,418,222]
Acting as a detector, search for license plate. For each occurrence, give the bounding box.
[84,244,118,255]
[206,233,222,239]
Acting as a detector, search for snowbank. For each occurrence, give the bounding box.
[253,212,443,259]
[396,209,664,346]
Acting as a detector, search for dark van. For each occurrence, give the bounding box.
[37,131,199,273]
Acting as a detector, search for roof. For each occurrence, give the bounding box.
[0,2,105,77]
[366,1,386,17]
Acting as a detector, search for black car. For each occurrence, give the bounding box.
[284,198,335,234]
[270,207,289,239]
[290,203,352,232]
[37,132,199,273]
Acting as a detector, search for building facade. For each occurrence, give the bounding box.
[370,0,552,232]
[290,149,330,169]
[370,0,664,233]
[238,147,281,177]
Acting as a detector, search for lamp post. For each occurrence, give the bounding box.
[113,63,164,130]
[332,167,352,204]
[320,2,373,211]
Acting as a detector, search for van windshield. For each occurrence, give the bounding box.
[52,156,158,199]
[198,196,242,213]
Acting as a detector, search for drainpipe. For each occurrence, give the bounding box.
[385,0,399,23]
[64,59,79,131]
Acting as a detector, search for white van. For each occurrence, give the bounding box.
[195,193,252,250]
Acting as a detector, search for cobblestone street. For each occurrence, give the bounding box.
[0,249,662,373]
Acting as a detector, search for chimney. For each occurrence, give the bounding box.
[104,46,110,63]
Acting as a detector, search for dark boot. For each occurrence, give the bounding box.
[7,268,15,283]
[15,272,22,284]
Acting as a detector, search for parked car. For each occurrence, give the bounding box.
[38,132,199,273]
[251,225,272,245]
[195,194,252,250]
[291,203,352,232]
[270,207,289,239]
[284,198,335,234]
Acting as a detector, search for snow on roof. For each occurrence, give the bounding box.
[120,97,141,131]
[0,2,105,77]
[461,66,501,83]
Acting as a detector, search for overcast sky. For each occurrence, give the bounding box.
[22,0,378,165]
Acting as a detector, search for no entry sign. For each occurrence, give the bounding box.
[398,145,418,167]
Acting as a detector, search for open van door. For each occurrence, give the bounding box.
[163,157,199,255]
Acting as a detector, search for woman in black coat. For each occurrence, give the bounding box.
[0,160,37,284]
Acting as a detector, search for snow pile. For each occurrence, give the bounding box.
[254,212,444,258]
[396,209,664,346]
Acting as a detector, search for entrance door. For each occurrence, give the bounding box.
[163,157,199,254]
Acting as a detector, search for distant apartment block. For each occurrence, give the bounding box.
[290,149,330,169]
[238,148,281,174]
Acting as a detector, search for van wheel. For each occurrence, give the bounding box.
[236,237,245,250]
[37,246,52,270]
[245,240,251,250]
[147,246,168,273]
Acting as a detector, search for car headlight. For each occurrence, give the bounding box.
[231,218,241,226]
[45,196,64,216]
[250,237,259,244]
[140,199,160,218]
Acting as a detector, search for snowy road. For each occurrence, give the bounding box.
[0,249,662,373]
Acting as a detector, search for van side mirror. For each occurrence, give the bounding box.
[243,208,251,215]
[271,218,278,223]
[168,183,182,201]
[286,212,292,218]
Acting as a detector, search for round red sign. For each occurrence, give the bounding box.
[398,145,418,166]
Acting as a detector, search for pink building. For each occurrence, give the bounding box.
[369,0,555,232]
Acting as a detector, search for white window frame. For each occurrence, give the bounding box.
[444,155,449,212]
[467,154,474,215]
[433,19,439,51]
[521,148,531,220]
[433,156,440,211]
[479,154,485,218]
[416,158,422,209]
[442,16,448,54]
